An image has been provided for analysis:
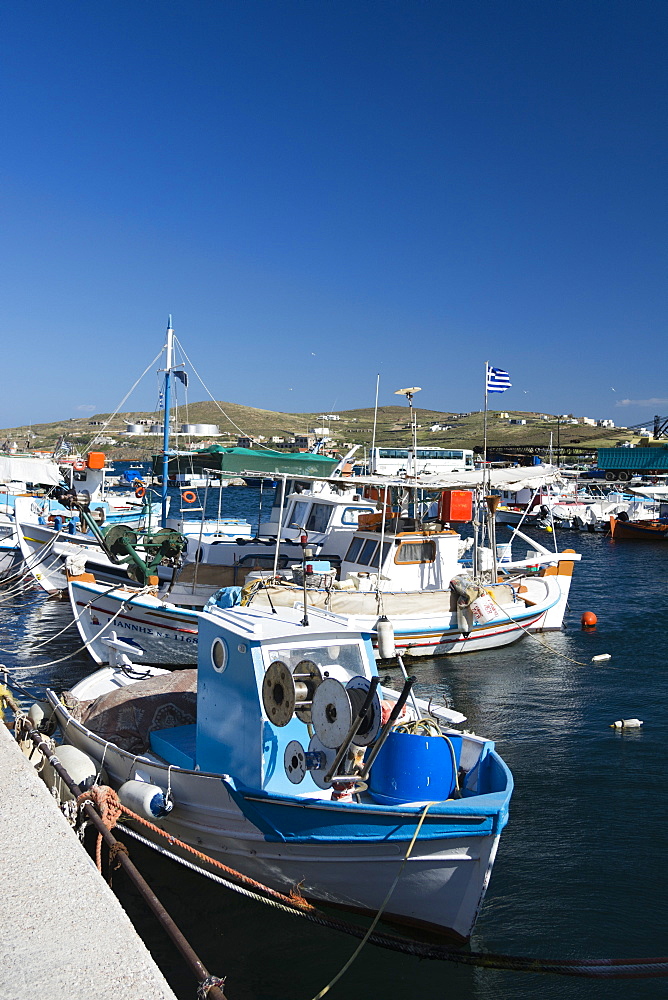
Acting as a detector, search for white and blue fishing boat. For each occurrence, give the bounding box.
[46,604,512,941]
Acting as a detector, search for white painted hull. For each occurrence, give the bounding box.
[69,580,199,664]
[68,571,566,665]
[48,692,509,941]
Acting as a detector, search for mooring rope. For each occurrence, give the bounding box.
[112,820,668,979]
[0,525,67,596]
[0,586,153,668]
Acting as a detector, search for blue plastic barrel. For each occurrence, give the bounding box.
[368,730,463,805]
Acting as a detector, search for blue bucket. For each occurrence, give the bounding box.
[368,730,462,805]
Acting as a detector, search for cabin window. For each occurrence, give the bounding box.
[211,637,228,673]
[289,500,310,530]
[345,536,365,563]
[237,554,289,569]
[264,640,365,676]
[306,503,332,533]
[357,539,379,565]
[395,540,436,564]
[341,505,374,525]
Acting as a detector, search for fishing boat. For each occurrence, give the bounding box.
[248,517,579,658]
[609,514,668,539]
[67,506,579,664]
[45,603,512,941]
[0,451,159,580]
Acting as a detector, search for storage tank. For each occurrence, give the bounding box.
[180,423,220,436]
[125,424,145,434]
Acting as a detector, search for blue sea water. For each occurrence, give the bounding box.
[4,484,668,1000]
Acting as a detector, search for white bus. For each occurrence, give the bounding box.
[368,447,475,476]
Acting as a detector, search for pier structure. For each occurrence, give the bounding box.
[0,723,178,1000]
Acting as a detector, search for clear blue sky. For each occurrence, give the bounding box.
[2,1,666,431]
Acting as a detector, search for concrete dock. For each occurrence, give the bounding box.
[0,723,178,1000]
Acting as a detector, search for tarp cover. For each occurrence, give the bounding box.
[64,669,197,754]
[0,455,61,486]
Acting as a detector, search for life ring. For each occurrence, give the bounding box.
[73,459,86,472]
[135,486,146,498]
[182,490,197,504]
[131,477,145,489]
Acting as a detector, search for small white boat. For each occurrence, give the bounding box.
[46,604,512,941]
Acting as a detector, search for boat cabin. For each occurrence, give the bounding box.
[260,479,378,558]
[340,525,463,592]
[150,605,380,797]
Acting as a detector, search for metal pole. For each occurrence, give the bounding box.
[160,316,174,529]
[370,373,380,473]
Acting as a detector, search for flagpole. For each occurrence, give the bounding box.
[483,361,489,495]
[483,361,498,583]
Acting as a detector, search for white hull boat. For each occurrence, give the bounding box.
[46,604,512,941]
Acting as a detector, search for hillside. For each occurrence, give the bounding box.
[0,400,640,460]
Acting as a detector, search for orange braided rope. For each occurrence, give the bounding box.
[81,785,315,912]
[78,785,124,871]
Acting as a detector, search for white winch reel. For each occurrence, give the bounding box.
[310,675,382,749]
[282,675,382,785]
[262,659,323,727]
[283,735,352,788]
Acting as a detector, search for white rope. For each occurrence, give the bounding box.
[83,347,165,456]
[174,338,278,451]
[8,587,152,669]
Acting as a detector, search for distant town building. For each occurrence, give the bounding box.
[293,434,316,449]
[509,419,527,425]
[581,417,596,426]
[597,419,615,429]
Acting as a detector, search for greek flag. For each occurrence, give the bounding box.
[487,365,512,393]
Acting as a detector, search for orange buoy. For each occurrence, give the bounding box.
[182,490,197,504]
[581,611,598,629]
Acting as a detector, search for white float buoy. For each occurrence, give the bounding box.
[591,654,612,663]
[611,719,643,729]
[117,779,173,819]
[376,615,396,660]
[42,744,108,801]
[28,701,56,734]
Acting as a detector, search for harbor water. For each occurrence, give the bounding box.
[4,483,668,999]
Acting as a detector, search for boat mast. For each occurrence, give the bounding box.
[160,315,174,528]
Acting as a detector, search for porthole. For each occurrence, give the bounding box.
[211,637,228,673]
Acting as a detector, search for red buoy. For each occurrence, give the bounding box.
[581,611,598,629]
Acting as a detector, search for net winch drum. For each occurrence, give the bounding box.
[261,659,323,727]
[307,734,340,789]
[311,675,383,750]
[368,730,463,805]
[284,740,308,784]
[283,736,347,787]
[344,676,382,746]
[310,678,352,748]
